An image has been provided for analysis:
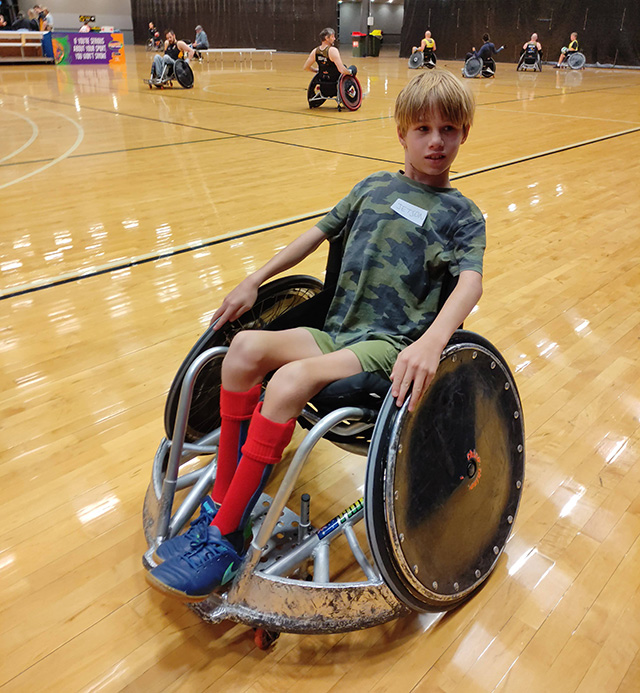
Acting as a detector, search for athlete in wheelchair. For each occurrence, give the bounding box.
[462,34,505,78]
[303,27,362,111]
[143,70,524,640]
[409,30,437,69]
[517,33,543,71]
[555,32,586,69]
[144,29,195,89]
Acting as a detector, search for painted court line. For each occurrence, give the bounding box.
[0,109,84,190]
[2,125,639,301]
[0,110,38,163]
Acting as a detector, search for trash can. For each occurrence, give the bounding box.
[367,30,382,57]
[351,32,366,58]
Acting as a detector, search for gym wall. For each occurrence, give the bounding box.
[130,0,337,52]
[19,0,134,42]
[339,3,405,46]
[401,0,640,67]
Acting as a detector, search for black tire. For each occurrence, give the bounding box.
[307,74,326,108]
[174,59,194,88]
[482,57,496,78]
[164,276,324,442]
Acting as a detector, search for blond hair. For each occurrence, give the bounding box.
[395,69,475,136]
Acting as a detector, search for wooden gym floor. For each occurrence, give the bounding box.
[1,47,640,692]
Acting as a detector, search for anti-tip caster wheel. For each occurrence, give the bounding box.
[254,627,280,650]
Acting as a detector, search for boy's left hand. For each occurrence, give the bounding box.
[390,338,443,412]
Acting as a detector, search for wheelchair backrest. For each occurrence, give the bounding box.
[269,232,460,335]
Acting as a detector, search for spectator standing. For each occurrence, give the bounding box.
[43,7,53,30]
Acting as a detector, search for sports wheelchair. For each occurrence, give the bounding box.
[408,48,437,69]
[517,45,542,72]
[564,51,586,70]
[144,57,194,90]
[307,68,362,112]
[462,55,496,79]
[146,34,163,52]
[142,238,525,645]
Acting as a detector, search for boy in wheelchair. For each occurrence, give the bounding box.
[147,69,486,602]
[555,32,579,68]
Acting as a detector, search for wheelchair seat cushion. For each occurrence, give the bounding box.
[309,371,390,412]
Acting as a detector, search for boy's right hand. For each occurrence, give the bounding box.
[209,278,259,329]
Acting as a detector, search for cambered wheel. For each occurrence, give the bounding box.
[307,74,326,108]
[567,51,586,70]
[462,57,482,78]
[408,52,424,69]
[338,74,362,111]
[482,58,496,78]
[164,275,324,442]
[174,58,194,88]
[365,330,525,612]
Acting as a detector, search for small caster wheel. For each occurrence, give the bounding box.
[254,627,280,650]
[148,83,152,89]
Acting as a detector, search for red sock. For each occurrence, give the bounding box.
[210,383,262,506]
[212,402,296,536]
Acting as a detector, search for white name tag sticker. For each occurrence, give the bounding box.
[390,198,428,226]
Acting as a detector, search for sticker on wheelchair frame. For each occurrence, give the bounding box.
[317,498,364,540]
[390,198,428,226]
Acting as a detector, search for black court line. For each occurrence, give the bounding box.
[3,77,638,172]
[0,212,326,301]
[0,135,238,169]
[0,90,402,168]
[453,126,640,179]
[3,125,639,303]
[0,114,397,170]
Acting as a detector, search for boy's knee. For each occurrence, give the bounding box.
[265,362,313,403]
[225,331,268,371]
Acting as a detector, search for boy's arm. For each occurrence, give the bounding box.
[210,226,328,328]
[391,270,483,411]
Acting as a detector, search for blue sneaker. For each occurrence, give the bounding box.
[152,497,218,565]
[146,525,242,601]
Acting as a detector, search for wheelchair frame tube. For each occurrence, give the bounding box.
[156,346,228,540]
[244,407,370,572]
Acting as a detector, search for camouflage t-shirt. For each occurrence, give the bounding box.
[316,170,485,351]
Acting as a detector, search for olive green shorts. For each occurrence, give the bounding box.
[301,327,399,377]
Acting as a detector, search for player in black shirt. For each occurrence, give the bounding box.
[150,30,194,83]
